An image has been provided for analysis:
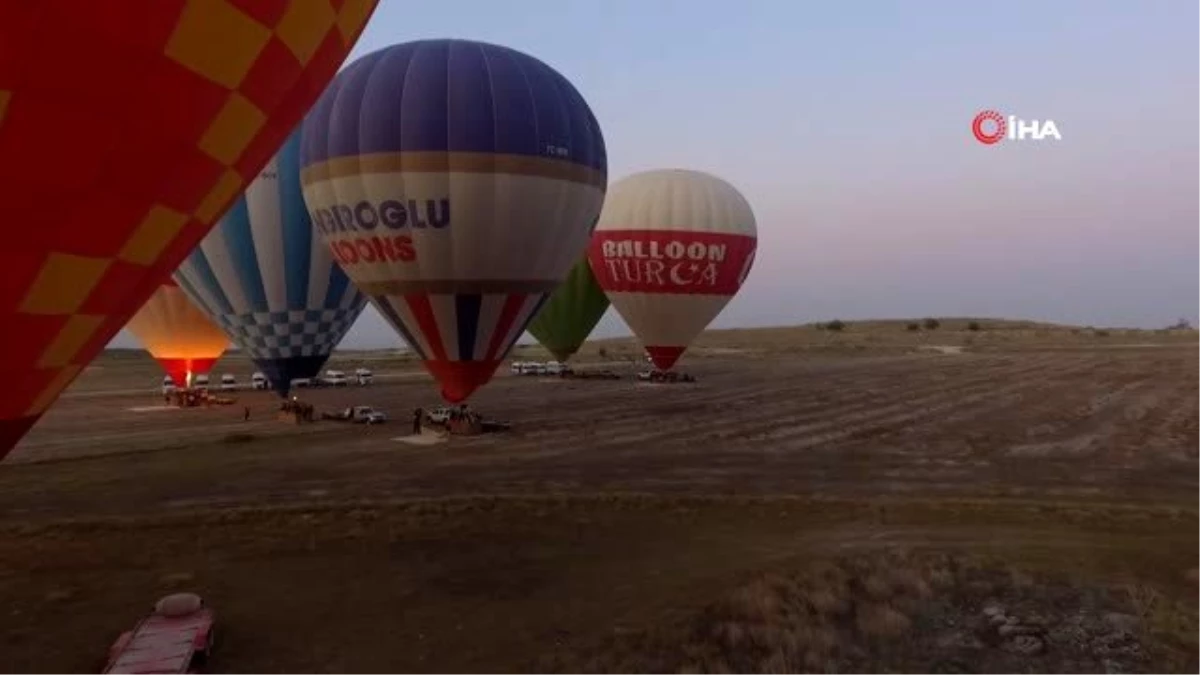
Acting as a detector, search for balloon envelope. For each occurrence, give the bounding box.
[300,38,607,402]
[527,254,610,362]
[587,170,757,370]
[175,130,368,397]
[0,1,378,457]
[126,281,228,386]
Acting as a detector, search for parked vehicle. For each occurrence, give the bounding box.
[219,374,237,391]
[251,372,269,390]
[323,370,348,387]
[355,367,373,385]
[161,376,177,395]
[192,373,210,391]
[352,405,387,424]
[102,592,215,674]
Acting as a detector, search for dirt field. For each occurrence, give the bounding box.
[0,322,1196,672]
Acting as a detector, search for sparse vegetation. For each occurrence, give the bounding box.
[825,319,846,332]
[922,318,940,330]
[906,322,920,332]
[551,550,1197,674]
[967,321,982,331]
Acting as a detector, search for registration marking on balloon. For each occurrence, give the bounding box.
[588,231,757,295]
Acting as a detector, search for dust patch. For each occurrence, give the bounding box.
[393,432,449,446]
[916,345,965,355]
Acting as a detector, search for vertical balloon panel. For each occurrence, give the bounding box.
[527,254,611,362]
[301,39,607,403]
[0,1,379,457]
[174,130,369,397]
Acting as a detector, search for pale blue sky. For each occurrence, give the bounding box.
[115,0,1199,349]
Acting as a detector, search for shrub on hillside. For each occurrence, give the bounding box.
[922,318,940,330]
[967,321,982,332]
[825,320,846,332]
[906,323,920,332]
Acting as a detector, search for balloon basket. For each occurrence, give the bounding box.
[635,370,698,385]
[423,406,513,436]
[278,399,316,424]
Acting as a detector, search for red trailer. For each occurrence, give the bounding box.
[102,593,215,674]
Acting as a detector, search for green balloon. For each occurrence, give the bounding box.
[528,255,610,361]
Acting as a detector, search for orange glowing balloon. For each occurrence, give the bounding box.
[0,1,380,458]
[126,281,229,387]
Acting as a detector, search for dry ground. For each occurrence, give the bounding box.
[0,323,1196,672]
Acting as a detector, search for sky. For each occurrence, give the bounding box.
[113,0,1200,349]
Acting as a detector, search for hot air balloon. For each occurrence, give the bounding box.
[527,254,610,362]
[0,2,379,458]
[587,170,757,371]
[126,280,229,388]
[299,38,607,403]
[174,129,368,398]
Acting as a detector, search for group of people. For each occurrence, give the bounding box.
[411,404,475,435]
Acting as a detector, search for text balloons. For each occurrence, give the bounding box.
[126,280,228,387]
[0,1,378,457]
[527,254,610,362]
[175,129,367,397]
[588,170,757,370]
[300,38,607,402]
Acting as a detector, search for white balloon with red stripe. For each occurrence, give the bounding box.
[587,169,757,370]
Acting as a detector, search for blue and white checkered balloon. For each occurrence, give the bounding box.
[174,129,367,396]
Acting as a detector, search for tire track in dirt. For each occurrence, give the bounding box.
[505,356,982,433]
[727,356,1087,450]
[1002,374,1164,459]
[296,360,1035,497]
[510,360,994,455]
[1100,373,1200,462]
[852,354,1154,455]
[1154,385,1200,460]
[495,358,995,453]
[534,355,1073,461]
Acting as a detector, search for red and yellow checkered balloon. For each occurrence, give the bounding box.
[0,0,379,457]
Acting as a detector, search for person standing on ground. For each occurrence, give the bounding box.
[413,407,423,435]
[243,406,250,421]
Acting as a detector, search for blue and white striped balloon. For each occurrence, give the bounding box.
[174,129,367,396]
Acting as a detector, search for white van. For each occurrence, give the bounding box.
[324,370,347,387]
[161,376,177,395]
[510,361,525,375]
[355,367,373,385]
[192,374,210,391]
[219,374,237,391]
[545,361,565,376]
[251,372,269,390]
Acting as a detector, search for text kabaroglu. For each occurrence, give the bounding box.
[311,198,450,234]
